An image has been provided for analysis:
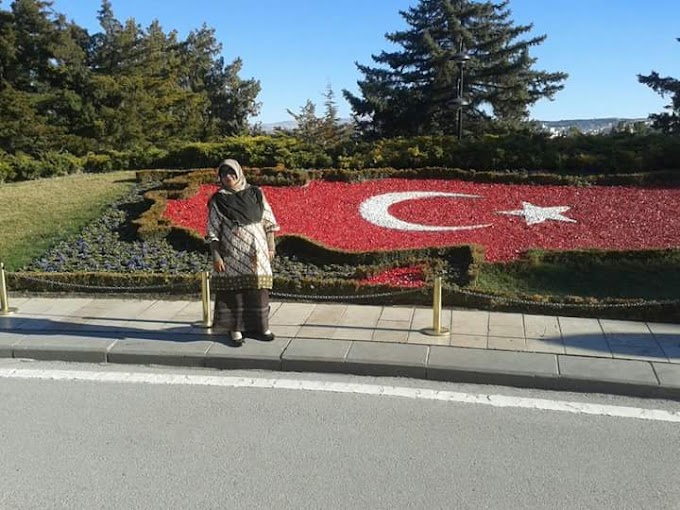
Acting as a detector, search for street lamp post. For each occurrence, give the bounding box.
[451,46,470,140]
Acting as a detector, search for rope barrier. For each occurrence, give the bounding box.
[450,286,680,309]
[7,272,199,292]
[7,271,427,300]
[4,268,679,312]
[270,288,424,300]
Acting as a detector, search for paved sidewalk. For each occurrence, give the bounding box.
[1,296,680,399]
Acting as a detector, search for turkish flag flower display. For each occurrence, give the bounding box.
[163,179,680,262]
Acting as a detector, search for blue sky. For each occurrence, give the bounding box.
[50,0,680,124]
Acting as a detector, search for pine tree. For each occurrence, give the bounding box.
[0,0,263,151]
[88,4,214,147]
[0,4,17,84]
[343,0,567,137]
[1,0,88,152]
[287,99,322,145]
[179,25,261,138]
[286,85,351,147]
[320,84,351,146]
[204,56,261,136]
[638,38,680,135]
[9,0,59,92]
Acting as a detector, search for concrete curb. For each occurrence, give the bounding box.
[1,331,679,400]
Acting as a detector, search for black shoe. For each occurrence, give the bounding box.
[247,330,274,341]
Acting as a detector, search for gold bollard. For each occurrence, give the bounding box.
[421,275,449,336]
[0,262,18,315]
[200,270,212,328]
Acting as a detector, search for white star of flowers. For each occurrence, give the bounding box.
[497,202,577,225]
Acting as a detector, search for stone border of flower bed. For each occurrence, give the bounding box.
[6,271,680,323]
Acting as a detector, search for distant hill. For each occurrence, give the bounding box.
[260,117,650,134]
[259,120,298,132]
[259,118,351,132]
[539,118,648,133]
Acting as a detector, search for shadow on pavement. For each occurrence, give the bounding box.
[543,332,678,361]
[0,316,231,344]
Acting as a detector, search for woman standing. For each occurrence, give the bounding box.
[206,159,279,345]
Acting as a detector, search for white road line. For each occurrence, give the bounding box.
[1,367,679,423]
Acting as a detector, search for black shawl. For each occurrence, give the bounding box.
[211,186,264,226]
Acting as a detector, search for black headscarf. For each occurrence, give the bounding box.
[210,159,264,226]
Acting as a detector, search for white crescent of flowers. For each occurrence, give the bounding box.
[359,191,493,232]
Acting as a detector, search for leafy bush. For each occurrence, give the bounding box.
[5,131,680,187]
[154,136,334,170]
[82,153,114,173]
[128,146,169,169]
[38,151,83,177]
[0,152,13,183]
[6,153,45,180]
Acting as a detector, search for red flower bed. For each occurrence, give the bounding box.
[359,266,426,288]
[163,179,680,262]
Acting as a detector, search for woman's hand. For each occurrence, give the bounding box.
[268,250,275,262]
[213,259,225,272]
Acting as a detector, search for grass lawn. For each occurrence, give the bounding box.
[0,171,135,271]
[475,257,680,300]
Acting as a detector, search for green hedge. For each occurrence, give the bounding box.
[6,272,201,294]
[442,286,680,323]
[154,136,332,170]
[473,248,680,306]
[1,151,83,181]
[4,132,680,183]
[149,133,680,175]
[331,133,680,174]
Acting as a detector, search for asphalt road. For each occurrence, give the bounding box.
[1,360,679,510]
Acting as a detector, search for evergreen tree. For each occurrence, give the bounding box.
[179,24,222,138]
[88,4,212,147]
[287,99,322,144]
[88,7,148,148]
[638,38,680,135]
[287,85,352,147]
[0,3,17,84]
[180,25,261,138]
[0,0,263,152]
[320,84,351,146]
[9,0,59,92]
[0,0,88,152]
[343,0,567,137]
[45,15,96,149]
[205,56,261,136]
[130,19,206,145]
[0,81,60,152]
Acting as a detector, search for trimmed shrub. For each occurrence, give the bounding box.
[38,151,83,177]
[82,153,114,173]
[7,272,200,294]
[6,153,45,180]
[0,156,13,183]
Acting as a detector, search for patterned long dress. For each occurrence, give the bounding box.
[206,187,279,332]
